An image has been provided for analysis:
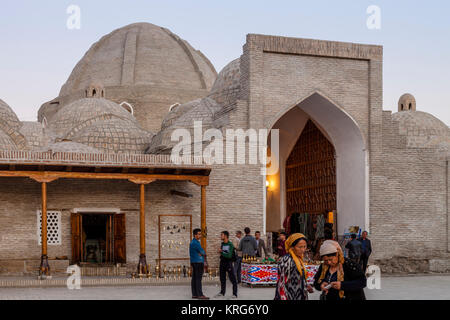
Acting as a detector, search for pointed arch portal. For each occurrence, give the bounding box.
[266,93,368,237]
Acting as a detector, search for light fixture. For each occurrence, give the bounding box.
[266,180,270,188]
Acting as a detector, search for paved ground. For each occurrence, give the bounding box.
[0,275,449,300]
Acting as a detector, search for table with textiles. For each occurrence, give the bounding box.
[241,263,321,286]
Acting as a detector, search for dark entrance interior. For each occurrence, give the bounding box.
[82,214,108,264]
[71,213,126,265]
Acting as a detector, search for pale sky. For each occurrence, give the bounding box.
[0,0,449,124]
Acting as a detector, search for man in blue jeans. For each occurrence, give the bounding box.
[189,228,209,299]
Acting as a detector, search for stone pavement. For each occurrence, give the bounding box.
[0,275,449,300]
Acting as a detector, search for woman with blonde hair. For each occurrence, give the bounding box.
[274,233,314,300]
[313,240,367,300]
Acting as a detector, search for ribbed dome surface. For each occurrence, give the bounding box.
[59,22,216,97]
[0,99,21,132]
[208,58,241,108]
[49,98,137,138]
[71,118,153,154]
[0,129,17,150]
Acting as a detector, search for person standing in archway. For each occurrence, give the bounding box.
[358,231,372,273]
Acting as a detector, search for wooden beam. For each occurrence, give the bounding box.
[0,170,209,186]
[94,167,101,173]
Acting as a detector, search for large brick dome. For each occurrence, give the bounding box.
[39,22,217,132]
[59,23,216,96]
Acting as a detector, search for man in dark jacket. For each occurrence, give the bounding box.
[345,233,362,265]
[358,231,372,273]
[255,231,268,258]
[238,227,258,257]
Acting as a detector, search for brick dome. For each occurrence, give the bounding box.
[0,99,21,133]
[59,22,217,97]
[71,118,153,154]
[208,58,241,108]
[49,98,137,138]
[148,97,221,154]
[392,111,450,148]
[0,129,17,150]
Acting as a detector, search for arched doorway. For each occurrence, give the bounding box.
[266,92,368,238]
[286,119,336,215]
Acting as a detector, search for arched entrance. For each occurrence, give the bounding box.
[266,92,368,238]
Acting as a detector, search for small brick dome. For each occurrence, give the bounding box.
[398,93,416,112]
[71,118,153,154]
[392,110,450,148]
[49,98,138,138]
[208,58,241,108]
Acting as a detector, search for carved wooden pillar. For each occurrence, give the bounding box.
[129,178,154,275]
[40,182,50,277]
[29,173,59,278]
[201,185,207,253]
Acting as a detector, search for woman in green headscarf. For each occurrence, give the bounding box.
[274,233,314,300]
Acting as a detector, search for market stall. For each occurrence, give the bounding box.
[241,257,321,287]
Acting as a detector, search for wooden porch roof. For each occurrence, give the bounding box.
[0,151,211,185]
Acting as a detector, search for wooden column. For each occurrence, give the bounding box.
[39,182,50,277]
[137,183,148,275]
[201,185,207,253]
[129,178,154,275]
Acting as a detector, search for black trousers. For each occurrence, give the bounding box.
[191,263,204,297]
[234,256,242,283]
[220,259,238,296]
[360,254,370,273]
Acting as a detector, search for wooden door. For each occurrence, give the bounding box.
[106,214,113,263]
[71,213,82,264]
[113,214,126,263]
[286,119,336,214]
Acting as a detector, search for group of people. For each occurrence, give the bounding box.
[275,231,371,301]
[189,227,267,299]
[345,231,372,273]
[189,225,371,301]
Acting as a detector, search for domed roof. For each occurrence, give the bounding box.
[59,22,217,97]
[39,141,102,154]
[49,98,137,138]
[19,121,53,149]
[71,118,153,154]
[208,58,241,108]
[161,97,221,130]
[0,99,21,132]
[392,111,450,148]
[148,97,220,154]
[398,93,416,112]
[0,129,18,151]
